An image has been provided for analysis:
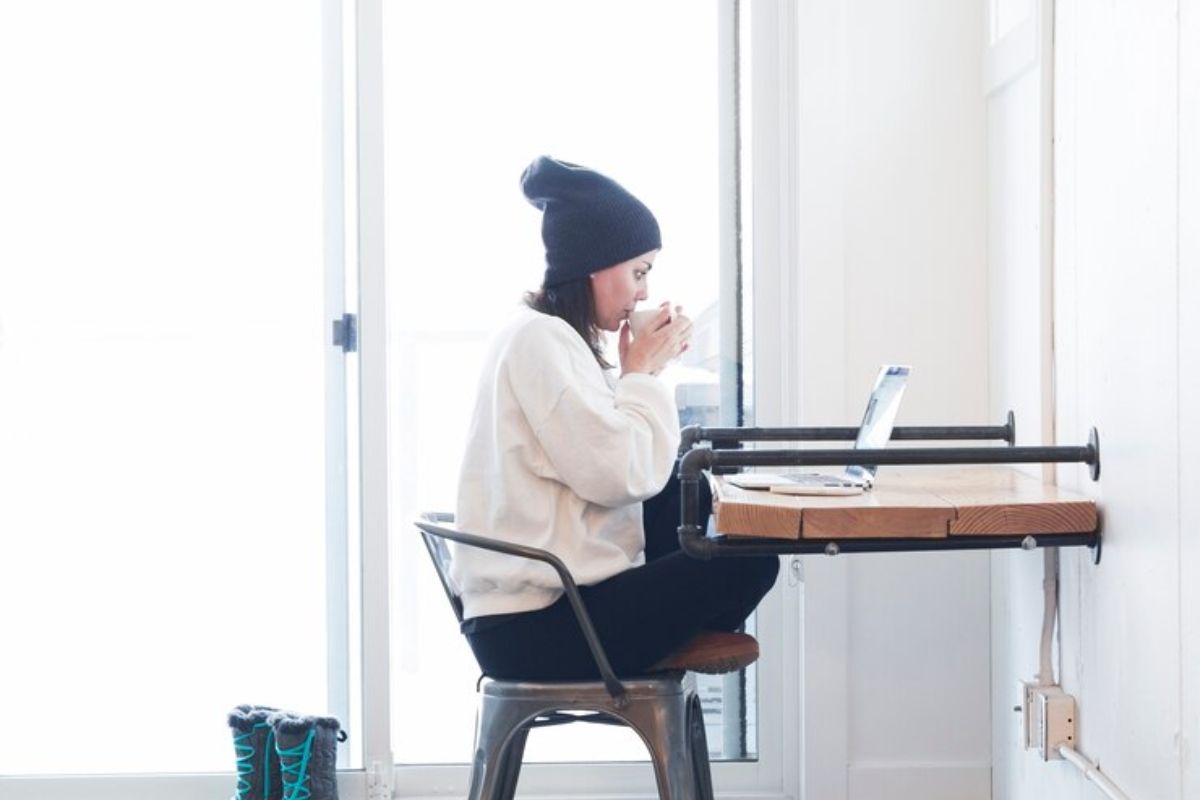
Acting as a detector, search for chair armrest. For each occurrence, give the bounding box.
[414,514,629,706]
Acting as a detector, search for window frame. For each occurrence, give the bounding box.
[356,1,802,798]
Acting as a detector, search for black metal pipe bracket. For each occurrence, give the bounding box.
[678,410,1019,457]
[675,531,1100,559]
[676,418,1102,561]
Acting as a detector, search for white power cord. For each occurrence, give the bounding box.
[1057,745,1134,800]
[1038,549,1136,800]
[1037,546,1058,685]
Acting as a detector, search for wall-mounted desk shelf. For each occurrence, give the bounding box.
[676,413,1102,563]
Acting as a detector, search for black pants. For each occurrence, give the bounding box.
[463,469,781,680]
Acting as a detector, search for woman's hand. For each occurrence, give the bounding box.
[619,304,692,377]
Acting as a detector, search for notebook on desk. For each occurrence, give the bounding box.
[727,364,911,495]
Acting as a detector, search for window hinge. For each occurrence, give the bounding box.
[332,313,358,353]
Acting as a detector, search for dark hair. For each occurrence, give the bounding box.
[524,278,612,369]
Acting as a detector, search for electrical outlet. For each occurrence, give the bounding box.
[1020,682,1077,760]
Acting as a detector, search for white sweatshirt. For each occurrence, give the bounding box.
[452,304,681,620]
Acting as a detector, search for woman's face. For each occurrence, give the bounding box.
[590,250,657,332]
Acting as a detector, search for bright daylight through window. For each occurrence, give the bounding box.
[0,0,343,778]
[383,0,757,766]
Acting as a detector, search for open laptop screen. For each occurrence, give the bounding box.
[843,365,910,485]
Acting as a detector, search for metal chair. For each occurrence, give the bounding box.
[416,512,755,800]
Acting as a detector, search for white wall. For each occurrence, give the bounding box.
[989,0,1200,798]
[793,1,992,798]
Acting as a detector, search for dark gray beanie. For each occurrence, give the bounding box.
[520,156,662,287]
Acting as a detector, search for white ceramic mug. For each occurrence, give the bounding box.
[628,304,673,336]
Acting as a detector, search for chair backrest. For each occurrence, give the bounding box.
[417,512,464,624]
[413,511,631,702]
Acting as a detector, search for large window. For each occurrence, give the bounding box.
[0,0,352,779]
[1,1,799,797]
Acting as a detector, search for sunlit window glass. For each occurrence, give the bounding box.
[0,0,338,775]
[383,0,755,765]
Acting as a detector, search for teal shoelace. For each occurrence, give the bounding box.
[279,728,316,800]
[232,722,273,800]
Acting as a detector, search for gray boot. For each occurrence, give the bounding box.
[271,712,345,800]
[228,705,282,800]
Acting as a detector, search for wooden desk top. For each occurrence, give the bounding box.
[710,466,1098,540]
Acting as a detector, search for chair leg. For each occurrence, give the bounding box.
[621,693,698,800]
[467,695,538,800]
[687,693,715,800]
[493,726,529,800]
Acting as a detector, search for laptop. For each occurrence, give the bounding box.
[728,365,911,495]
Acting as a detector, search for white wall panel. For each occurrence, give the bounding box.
[993,0,1187,798]
[794,1,990,798]
[841,0,989,425]
[987,69,1047,462]
[795,0,847,427]
[989,0,1199,798]
[847,552,991,763]
[839,0,990,791]
[1179,2,1199,798]
[1065,4,1180,798]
